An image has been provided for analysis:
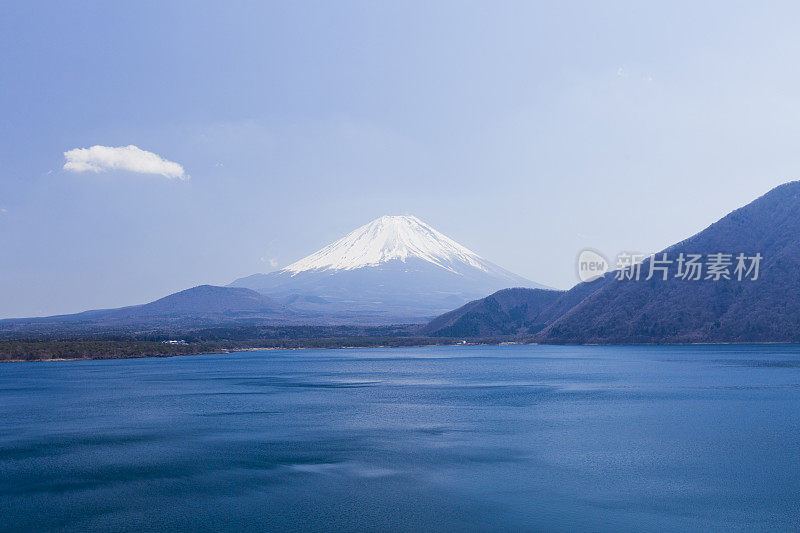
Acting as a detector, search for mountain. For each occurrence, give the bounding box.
[4,285,289,327]
[124,285,285,317]
[538,181,800,343]
[426,181,800,343]
[230,215,548,321]
[3,217,544,330]
[423,288,564,337]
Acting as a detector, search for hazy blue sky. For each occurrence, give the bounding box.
[2,1,800,317]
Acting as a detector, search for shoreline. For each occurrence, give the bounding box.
[2,339,798,363]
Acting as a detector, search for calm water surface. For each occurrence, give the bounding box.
[2,344,800,532]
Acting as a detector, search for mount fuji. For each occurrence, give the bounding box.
[230,215,548,321]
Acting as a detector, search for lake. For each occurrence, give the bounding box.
[2,344,800,531]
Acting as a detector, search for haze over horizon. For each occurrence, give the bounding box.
[2,2,800,318]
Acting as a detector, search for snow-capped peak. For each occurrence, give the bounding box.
[282,215,492,275]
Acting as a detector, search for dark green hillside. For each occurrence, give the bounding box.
[423,288,564,337]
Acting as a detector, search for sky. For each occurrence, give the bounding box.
[2,1,800,318]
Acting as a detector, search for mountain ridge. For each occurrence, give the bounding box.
[231,214,548,320]
[0,285,289,325]
[423,288,565,337]
[426,181,800,343]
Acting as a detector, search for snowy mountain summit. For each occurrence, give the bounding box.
[283,215,490,275]
[231,215,549,322]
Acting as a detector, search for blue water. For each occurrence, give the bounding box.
[2,345,800,532]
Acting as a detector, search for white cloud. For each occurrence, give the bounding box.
[260,257,279,267]
[63,145,188,180]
